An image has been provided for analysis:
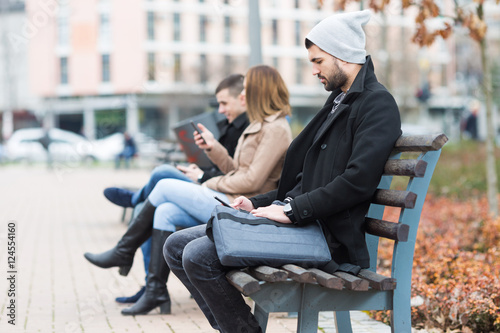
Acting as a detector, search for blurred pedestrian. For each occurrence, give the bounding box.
[115,132,137,169]
[462,103,479,140]
[38,128,53,169]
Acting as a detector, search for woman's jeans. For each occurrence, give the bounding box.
[148,178,229,232]
[164,225,262,333]
[131,164,193,206]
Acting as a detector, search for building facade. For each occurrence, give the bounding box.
[0,0,40,141]
[25,0,336,140]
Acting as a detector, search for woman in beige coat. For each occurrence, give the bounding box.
[83,65,292,316]
[200,66,292,200]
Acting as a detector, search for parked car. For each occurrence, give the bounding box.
[4,128,96,164]
[4,128,161,164]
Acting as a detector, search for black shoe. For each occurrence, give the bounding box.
[121,229,172,315]
[104,187,134,208]
[116,286,146,304]
[121,290,171,315]
[84,200,156,276]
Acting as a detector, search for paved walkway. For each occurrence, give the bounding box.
[0,165,393,333]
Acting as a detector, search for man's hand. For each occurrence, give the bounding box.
[194,123,216,150]
[231,196,254,211]
[176,164,204,182]
[251,205,292,224]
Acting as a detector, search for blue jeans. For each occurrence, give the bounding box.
[131,164,193,206]
[164,225,262,333]
[148,178,229,232]
[136,169,224,282]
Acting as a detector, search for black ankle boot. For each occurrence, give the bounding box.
[84,199,156,276]
[122,229,172,315]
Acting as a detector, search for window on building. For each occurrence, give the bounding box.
[295,20,301,46]
[173,13,181,41]
[295,58,303,84]
[273,57,279,70]
[224,55,232,77]
[58,15,69,46]
[224,16,231,43]
[200,54,208,84]
[60,57,69,84]
[200,15,207,42]
[147,53,156,81]
[147,11,155,40]
[100,13,111,43]
[102,54,111,82]
[272,19,278,45]
[174,54,181,82]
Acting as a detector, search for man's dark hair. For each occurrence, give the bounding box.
[305,38,314,49]
[216,74,244,97]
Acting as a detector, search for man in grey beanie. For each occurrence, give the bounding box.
[164,10,402,333]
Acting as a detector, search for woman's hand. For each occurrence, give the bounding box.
[251,205,292,224]
[231,196,254,211]
[194,123,216,151]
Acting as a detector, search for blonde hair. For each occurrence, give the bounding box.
[245,65,291,123]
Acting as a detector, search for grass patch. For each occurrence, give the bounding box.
[423,140,500,199]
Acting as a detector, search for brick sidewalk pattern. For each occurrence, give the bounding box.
[0,166,393,333]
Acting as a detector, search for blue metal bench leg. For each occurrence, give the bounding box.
[297,308,319,333]
[253,302,269,332]
[121,207,127,223]
[334,311,353,333]
[391,299,412,333]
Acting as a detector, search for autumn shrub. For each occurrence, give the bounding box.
[371,196,500,332]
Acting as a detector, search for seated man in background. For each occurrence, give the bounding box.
[107,74,249,303]
[104,74,249,208]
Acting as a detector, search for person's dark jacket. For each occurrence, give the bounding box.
[250,56,402,268]
[199,113,249,183]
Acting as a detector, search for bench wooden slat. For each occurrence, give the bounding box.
[384,159,427,177]
[394,133,448,152]
[249,266,288,282]
[282,264,316,283]
[373,189,417,208]
[365,218,410,242]
[333,272,370,291]
[308,268,344,290]
[358,269,397,291]
[226,270,260,296]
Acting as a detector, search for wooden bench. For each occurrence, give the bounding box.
[226,133,448,333]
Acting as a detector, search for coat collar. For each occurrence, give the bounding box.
[217,112,249,131]
[344,55,375,100]
[231,112,249,129]
[244,111,284,135]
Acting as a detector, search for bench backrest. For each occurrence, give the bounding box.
[365,133,448,283]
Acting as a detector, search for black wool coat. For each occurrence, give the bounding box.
[250,56,402,268]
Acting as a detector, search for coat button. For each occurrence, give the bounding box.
[303,210,309,216]
[321,144,327,150]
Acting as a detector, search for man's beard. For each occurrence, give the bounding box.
[321,64,348,91]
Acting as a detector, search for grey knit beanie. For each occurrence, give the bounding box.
[306,10,371,64]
